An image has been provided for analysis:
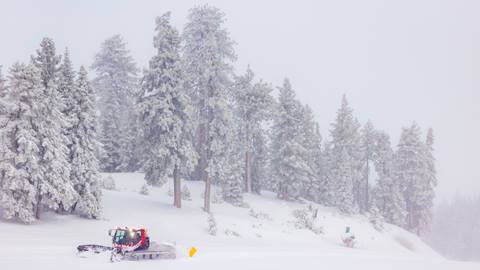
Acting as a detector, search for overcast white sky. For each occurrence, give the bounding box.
[1,0,479,202]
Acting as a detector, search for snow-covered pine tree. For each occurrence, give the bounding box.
[207,213,217,236]
[372,131,406,226]
[262,99,278,193]
[0,66,8,118]
[220,131,244,206]
[70,67,102,218]
[58,49,75,110]
[251,131,270,193]
[325,95,362,214]
[138,12,197,208]
[417,128,437,234]
[333,148,356,214]
[320,141,336,206]
[57,49,80,212]
[91,35,138,172]
[57,48,76,152]
[31,38,76,218]
[0,65,6,96]
[182,5,237,212]
[302,108,323,203]
[232,67,274,193]
[271,79,310,201]
[208,95,244,206]
[360,120,376,212]
[394,123,433,234]
[368,203,384,232]
[0,63,42,223]
[119,107,142,172]
[31,38,61,89]
[0,65,9,192]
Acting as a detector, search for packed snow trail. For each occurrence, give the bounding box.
[0,173,478,270]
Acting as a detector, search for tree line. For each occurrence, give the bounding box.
[0,5,436,236]
[0,40,101,222]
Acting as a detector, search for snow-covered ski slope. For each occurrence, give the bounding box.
[0,173,477,270]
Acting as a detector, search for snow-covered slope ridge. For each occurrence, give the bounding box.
[0,173,478,270]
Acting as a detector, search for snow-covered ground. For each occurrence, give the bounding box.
[0,173,477,270]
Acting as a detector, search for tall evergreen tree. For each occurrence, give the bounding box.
[57,48,78,211]
[360,120,376,212]
[31,38,76,218]
[31,38,61,89]
[70,67,102,218]
[271,79,310,201]
[302,107,323,203]
[220,129,244,205]
[0,63,42,223]
[57,48,76,148]
[0,65,9,191]
[335,148,356,213]
[394,123,434,234]
[138,12,197,208]
[324,95,362,214]
[91,35,138,172]
[182,5,237,212]
[372,131,406,226]
[233,67,274,193]
[418,128,437,234]
[119,107,142,171]
[0,66,8,117]
[0,65,6,95]
[251,131,270,193]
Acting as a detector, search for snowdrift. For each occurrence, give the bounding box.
[0,173,478,270]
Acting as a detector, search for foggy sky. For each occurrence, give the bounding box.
[1,0,479,202]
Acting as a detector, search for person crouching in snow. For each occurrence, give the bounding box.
[342,226,356,248]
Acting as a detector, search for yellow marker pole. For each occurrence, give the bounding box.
[189,247,197,257]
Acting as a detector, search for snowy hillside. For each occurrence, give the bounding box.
[0,173,477,270]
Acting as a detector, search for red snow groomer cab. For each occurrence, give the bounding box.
[77,226,175,262]
[109,227,150,252]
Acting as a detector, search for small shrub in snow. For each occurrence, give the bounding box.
[292,204,323,234]
[239,201,250,208]
[249,208,272,221]
[311,226,323,235]
[212,187,224,204]
[181,185,191,201]
[224,229,240,237]
[252,223,263,229]
[368,205,384,232]
[139,184,149,196]
[167,187,174,197]
[101,176,116,190]
[207,213,217,236]
[394,235,415,251]
[199,186,224,203]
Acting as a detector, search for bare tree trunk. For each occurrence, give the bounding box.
[35,179,41,219]
[192,124,202,181]
[201,122,211,213]
[245,150,251,193]
[204,171,211,213]
[200,81,211,213]
[406,184,412,230]
[244,120,252,193]
[35,195,41,220]
[173,164,181,208]
[365,158,369,212]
